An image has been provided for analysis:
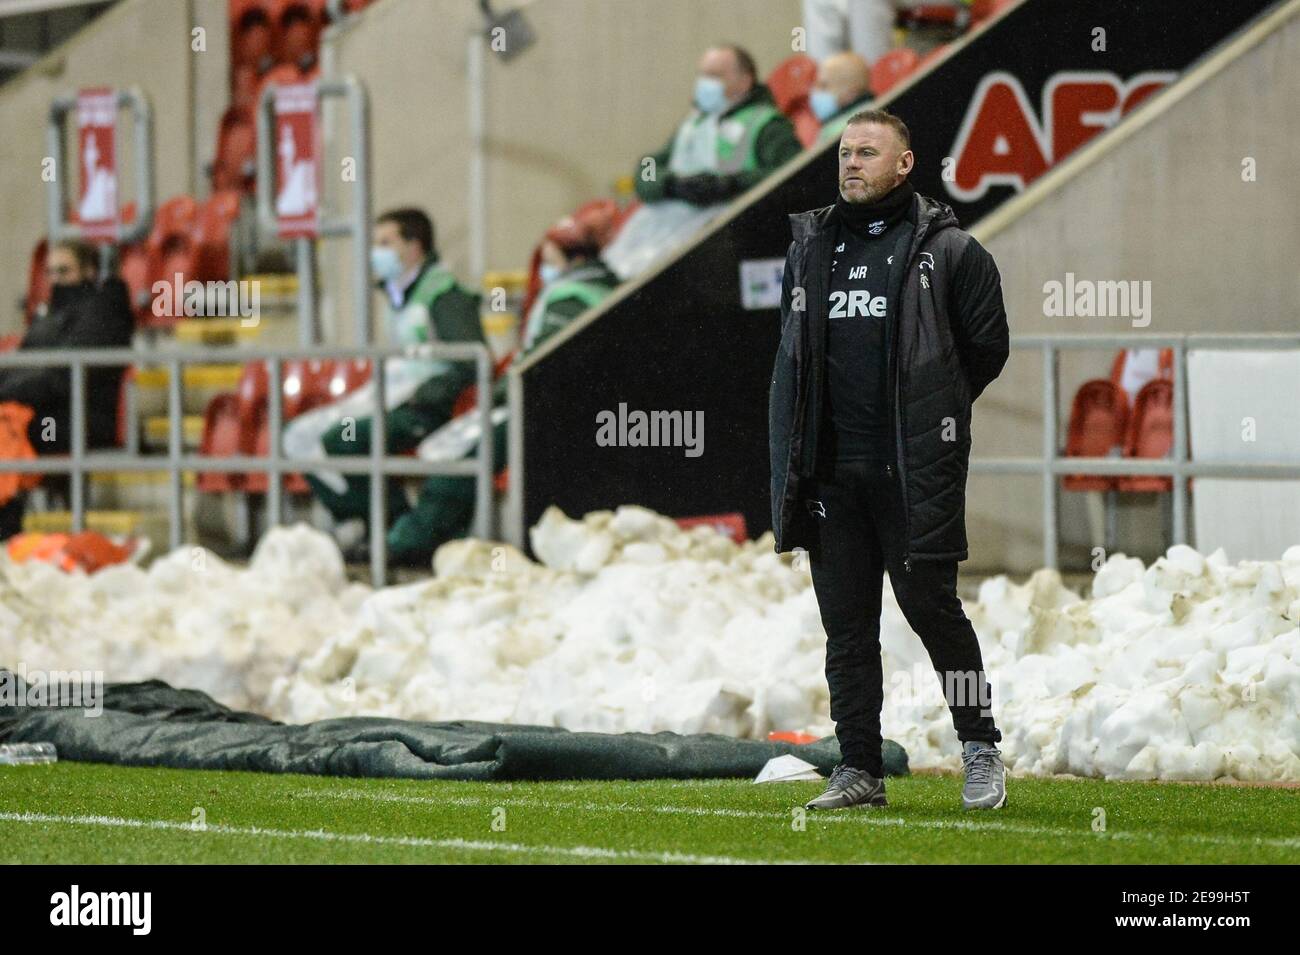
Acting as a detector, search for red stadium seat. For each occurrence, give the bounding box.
[767,55,817,115]
[327,358,371,399]
[246,358,332,494]
[1116,378,1175,493]
[870,48,920,96]
[140,195,201,327]
[276,0,325,70]
[230,0,276,73]
[25,239,49,325]
[970,0,1017,25]
[231,63,260,111]
[1062,380,1129,492]
[191,190,242,281]
[212,107,257,193]
[198,392,244,492]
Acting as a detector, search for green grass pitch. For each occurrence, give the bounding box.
[1,762,1295,864]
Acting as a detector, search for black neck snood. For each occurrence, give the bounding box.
[834,179,915,237]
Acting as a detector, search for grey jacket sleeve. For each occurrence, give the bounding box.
[947,236,1010,402]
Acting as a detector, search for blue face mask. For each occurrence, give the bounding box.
[370,246,403,282]
[693,75,728,114]
[810,88,840,122]
[538,262,562,286]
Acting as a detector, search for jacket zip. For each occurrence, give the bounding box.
[890,217,935,574]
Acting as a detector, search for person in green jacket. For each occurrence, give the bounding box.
[390,208,621,564]
[811,51,876,144]
[634,44,804,207]
[295,207,484,550]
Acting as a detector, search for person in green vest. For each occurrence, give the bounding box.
[812,51,876,144]
[634,44,803,207]
[292,207,484,553]
[389,207,621,564]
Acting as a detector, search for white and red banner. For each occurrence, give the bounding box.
[273,82,321,239]
[75,87,118,241]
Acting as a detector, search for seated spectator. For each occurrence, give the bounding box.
[812,52,876,143]
[607,45,803,280]
[283,207,484,555]
[395,206,622,566]
[0,239,133,538]
[634,44,802,207]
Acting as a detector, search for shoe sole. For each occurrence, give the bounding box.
[805,794,888,810]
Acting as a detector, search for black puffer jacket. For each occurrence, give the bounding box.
[768,191,1009,567]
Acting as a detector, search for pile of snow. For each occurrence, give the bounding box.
[3,506,1298,782]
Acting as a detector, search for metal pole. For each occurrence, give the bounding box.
[69,360,85,532]
[506,364,524,550]
[45,95,73,242]
[1172,341,1189,546]
[266,359,283,528]
[254,84,277,237]
[475,349,493,539]
[1042,343,1058,570]
[167,358,183,551]
[346,76,372,346]
[295,238,317,346]
[120,86,155,244]
[369,357,387,586]
[467,33,487,281]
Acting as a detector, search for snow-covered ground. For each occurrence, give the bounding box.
[3,504,1298,782]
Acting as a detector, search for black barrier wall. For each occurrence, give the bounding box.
[517,0,1280,551]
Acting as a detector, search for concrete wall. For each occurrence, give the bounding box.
[0,0,229,335]
[966,4,1300,571]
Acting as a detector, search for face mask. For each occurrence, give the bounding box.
[538,262,562,286]
[370,246,403,282]
[810,88,840,122]
[693,75,728,114]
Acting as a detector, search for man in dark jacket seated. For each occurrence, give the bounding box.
[0,239,134,537]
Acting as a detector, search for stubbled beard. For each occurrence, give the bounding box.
[840,171,896,204]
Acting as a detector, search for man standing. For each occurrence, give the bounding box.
[768,110,1010,810]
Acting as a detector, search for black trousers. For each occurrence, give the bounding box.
[806,452,1001,777]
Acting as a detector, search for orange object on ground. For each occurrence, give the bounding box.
[768,731,819,745]
[675,513,748,543]
[0,402,42,506]
[7,530,135,573]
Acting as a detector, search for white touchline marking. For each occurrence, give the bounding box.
[287,789,1300,851]
[0,811,847,865]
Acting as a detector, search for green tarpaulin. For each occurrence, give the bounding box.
[0,672,908,781]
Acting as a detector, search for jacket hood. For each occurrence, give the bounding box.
[788,190,960,243]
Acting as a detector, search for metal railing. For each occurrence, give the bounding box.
[0,343,497,586]
[972,333,1300,569]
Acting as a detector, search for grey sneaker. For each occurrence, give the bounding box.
[805,763,887,810]
[961,741,1007,810]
